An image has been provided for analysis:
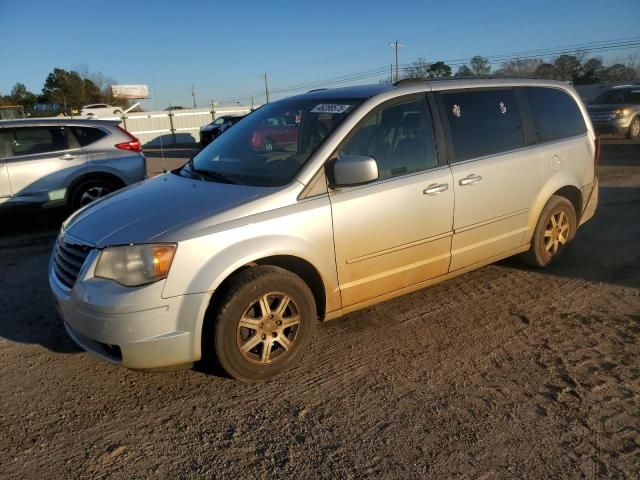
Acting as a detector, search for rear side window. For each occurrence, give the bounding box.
[440,89,524,162]
[8,126,69,156]
[69,126,108,147]
[524,87,587,142]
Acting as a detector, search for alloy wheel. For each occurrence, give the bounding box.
[544,210,570,256]
[236,292,301,364]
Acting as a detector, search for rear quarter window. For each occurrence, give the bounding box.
[69,126,108,147]
[524,87,586,142]
[440,88,524,162]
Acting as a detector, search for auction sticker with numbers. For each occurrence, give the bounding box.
[310,104,353,114]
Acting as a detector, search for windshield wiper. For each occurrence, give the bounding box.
[185,160,237,184]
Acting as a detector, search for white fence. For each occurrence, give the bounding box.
[98,106,254,146]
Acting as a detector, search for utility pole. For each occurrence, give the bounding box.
[390,64,393,83]
[261,73,270,103]
[388,41,404,82]
[191,85,196,108]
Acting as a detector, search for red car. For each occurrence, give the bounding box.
[251,114,299,152]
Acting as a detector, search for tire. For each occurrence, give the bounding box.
[262,138,275,152]
[69,178,120,211]
[627,116,640,141]
[210,265,316,382]
[521,195,577,268]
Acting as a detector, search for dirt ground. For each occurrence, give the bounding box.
[0,141,638,479]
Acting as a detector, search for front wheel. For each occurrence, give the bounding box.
[627,116,640,141]
[521,195,577,268]
[211,266,316,382]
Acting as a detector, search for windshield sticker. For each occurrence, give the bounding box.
[452,104,461,118]
[499,101,507,114]
[311,104,352,114]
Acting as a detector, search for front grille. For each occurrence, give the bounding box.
[589,112,613,122]
[53,237,92,289]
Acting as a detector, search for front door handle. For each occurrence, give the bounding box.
[423,183,449,195]
[459,174,482,186]
[59,153,77,160]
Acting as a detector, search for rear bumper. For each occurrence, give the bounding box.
[579,178,598,226]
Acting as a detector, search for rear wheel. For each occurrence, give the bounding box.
[522,195,577,268]
[69,178,119,211]
[627,116,640,141]
[210,266,316,382]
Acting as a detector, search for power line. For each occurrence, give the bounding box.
[216,36,640,104]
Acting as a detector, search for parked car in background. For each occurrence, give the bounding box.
[250,113,299,151]
[80,104,124,118]
[50,79,598,382]
[587,85,640,140]
[165,106,187,111]
[0,118,145,211]
[199,115,245,147]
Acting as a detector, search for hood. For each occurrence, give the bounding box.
[200,123,221,132]
[587,103,633,111]
[64,173,274,247]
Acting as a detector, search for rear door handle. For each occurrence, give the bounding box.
[459,174,482,186]
[59,153,77,160]
[423,183,449,195]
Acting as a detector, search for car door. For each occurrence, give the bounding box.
[5,125,87,204]
[329,94,454,307]
[437,88,542,271]
[0,128,11,200]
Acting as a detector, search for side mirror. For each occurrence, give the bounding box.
[328,154,379,188]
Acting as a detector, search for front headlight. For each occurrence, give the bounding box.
[95,244,177,287]
[612,108,629,119]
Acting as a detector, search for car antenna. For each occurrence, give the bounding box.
[152,74,167,173]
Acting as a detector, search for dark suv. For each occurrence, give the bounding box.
[199,115,245,147]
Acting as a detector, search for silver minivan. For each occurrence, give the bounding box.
[0,119,145,210]
[49,79,598,381]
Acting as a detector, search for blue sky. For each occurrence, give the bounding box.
[1,0,639,109]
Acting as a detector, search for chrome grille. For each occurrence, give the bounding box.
[53,237,92,289]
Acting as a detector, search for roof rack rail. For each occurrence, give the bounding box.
[394,75,546,86]
[307,88,328,93]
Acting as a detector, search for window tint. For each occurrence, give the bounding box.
[341,98,438,180]
[524,87,587,142]
[8,126,69,156]
[69,126,107,147]
[441,89,524,162]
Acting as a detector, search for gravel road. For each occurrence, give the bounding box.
[1,141,638,479]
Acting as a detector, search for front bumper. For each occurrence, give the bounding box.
[591,118,631,137]
[49,252,209,369]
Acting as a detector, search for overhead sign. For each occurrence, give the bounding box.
[111,84,149,99]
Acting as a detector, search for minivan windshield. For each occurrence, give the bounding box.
[181,97,362,186]
[593,88,640,105]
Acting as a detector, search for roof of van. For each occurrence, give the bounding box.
[289,77,573,102]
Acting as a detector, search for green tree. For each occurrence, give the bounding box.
[427,61,452,78]
[602,63,636,82]
[10,83,38,107]
[41,68,103,112]
[403,58,431,79]
[574,58,604,85]
[534,63,556,79]
[553,54,582,81]
[495,58,543,77]
[470,55,491,76]
[456,64,473,77]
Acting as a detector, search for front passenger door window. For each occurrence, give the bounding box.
[340,98,438,180]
